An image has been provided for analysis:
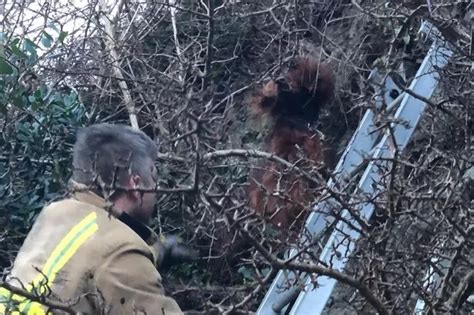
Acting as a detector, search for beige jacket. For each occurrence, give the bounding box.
[0,191,183,315]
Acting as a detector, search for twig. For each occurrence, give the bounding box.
[201,0,215,87]
[445,271,474,311]
[150,2,209,18]
[98,0,139,129]
[202,149,326,186]
[351,0,404,19]
[239,228,390,315]
[0,282,76,314]
[238,3,284,18]
[168,0,185,82]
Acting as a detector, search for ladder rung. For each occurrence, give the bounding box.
[256,21,453,315]
[289,37,453,315]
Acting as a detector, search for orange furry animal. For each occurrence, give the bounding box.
[247,57,334,229]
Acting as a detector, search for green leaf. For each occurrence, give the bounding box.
[237,266,254,281]
[64,94,76,107]
[58,31,68,44]
[0,57,13,74]
[402,34,411,45]
[48,21,60,32]
[10,44,27,59]
[24,38,39,49]
[41,32,53,48]
[24,39,38,58]
[11,93,27,108]
[11,37,20,46]
[34,89,42,98]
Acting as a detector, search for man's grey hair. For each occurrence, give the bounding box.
[72,123,159,190]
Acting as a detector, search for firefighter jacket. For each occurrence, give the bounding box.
[0,191,184,315]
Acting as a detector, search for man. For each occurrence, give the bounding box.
[0,123,188,314]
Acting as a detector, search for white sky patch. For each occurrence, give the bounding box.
[0,0,121,57]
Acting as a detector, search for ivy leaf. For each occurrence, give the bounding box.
[402,34,411,45]
[24,39,39,58]
[10,37,20,46]
[0,57,13,74]
[41,32,53,48]
[58,31,68,44]
[237,266,254,282]
[10,43,27,59]
[48,21,60,32]
[24,38,39,49]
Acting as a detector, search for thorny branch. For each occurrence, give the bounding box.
[1,0,472,314]
[0,282,76,314]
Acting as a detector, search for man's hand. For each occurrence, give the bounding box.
[153,235,199,269]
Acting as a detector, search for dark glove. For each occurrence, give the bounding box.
[153,235,199,269]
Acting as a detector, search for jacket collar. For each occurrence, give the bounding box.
[71,190,156,245]
[72,190,108,209]
[117,212,152,243]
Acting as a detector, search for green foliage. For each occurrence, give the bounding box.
[237,266,255,283]
[0,58,14,75]
[0,31,86,267]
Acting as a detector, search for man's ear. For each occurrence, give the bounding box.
[127,175,142,199]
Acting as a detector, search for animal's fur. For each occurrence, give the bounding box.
[247,57,334,229]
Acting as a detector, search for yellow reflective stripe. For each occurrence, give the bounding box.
[38,212,98,289]
[13,211,98,314]
[36,212,98,288]
[0,287,22,313]
[27,302,46,315]
[0,287,45,314]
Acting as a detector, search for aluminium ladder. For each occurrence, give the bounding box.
[257,21,453,315]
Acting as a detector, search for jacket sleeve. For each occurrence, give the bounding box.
[93,243,183,315]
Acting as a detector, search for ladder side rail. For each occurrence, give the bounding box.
[414,250,453,313]
[413,257,442,314]
[256,82,400,315]
[258,20,448,315]
[289,39,453,315]
[302,75,405,237]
